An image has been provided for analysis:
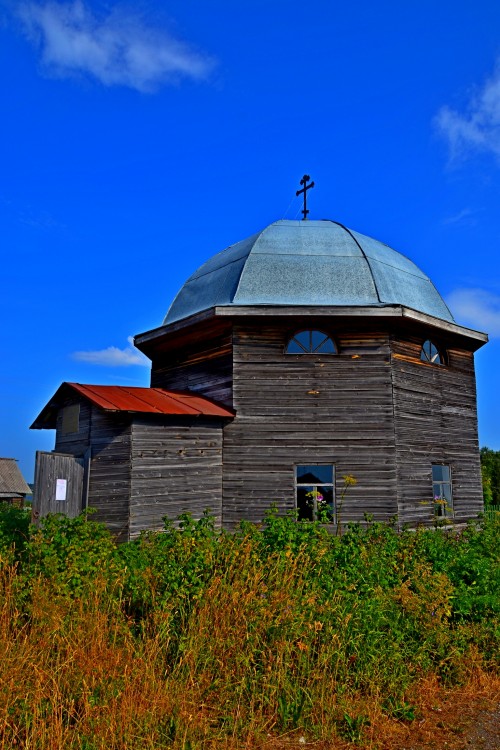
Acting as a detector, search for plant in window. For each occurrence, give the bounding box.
[432,465,453,522]
[296,465,334,521]
[305,489,332,522]
[434,495,448,515]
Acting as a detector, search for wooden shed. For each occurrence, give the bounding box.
[0,458,32,507]
[31,384,233,541]
[32,219,487,537]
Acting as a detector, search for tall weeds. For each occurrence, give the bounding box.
[0,506,498,748]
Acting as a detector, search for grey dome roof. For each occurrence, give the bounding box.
[164,220,454,325]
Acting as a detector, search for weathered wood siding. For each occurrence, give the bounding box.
[151,331,233,407]
[129,416,224,538]
[391,336,483,525]
[43,319,482,537]
[54,400,91,456]
[222,321,399,527]
[85,407,132,542]
[32,451,84,520]
[50,398,224,540]
[47,398,131,537]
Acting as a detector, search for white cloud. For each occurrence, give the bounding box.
[72,336,149,366]
[19,1,214,91]
[435,61,500,161]
[446,288,500,336]
[442,207,477,226]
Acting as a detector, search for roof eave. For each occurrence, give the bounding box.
[134,307,217,352]
[216,303,487,345]
[137,303,487,351]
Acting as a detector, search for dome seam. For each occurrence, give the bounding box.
[326,221,382,303]
[363,254,429,281]
[231,222,275,303]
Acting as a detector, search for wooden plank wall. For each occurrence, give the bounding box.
[55,400,91,455]
[391,336,483,525]
[129,416,224,538]
[222,320,399,528]
[32,451,84,519]
[50,398,132,539]
[151,332,233,407]
[86,408,132,542]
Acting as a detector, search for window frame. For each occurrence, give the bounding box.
[420,340,445,366]
[285,329,337,355]
[432,463,453,518]
[295,464,335,522]
[61,403,80,435]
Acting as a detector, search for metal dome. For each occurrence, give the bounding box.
[164,220,454,325]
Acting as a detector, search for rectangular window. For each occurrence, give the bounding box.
[61,404,80,435]
[295,465,335,521]
[432,464,453,518]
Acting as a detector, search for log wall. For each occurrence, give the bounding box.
[222,320,399,527]
[45,317,483,537]
[151,331,233,407]
[86,408,132,541]
[391,335,483,525]
[55,400,91,456]
[129,416,224,538]
[52,399,132,540]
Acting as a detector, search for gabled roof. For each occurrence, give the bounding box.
[0,458,31,496]
[31,383,235,429]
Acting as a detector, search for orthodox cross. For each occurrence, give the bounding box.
[296,174,315,220]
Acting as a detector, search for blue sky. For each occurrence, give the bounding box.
[2,0,500,481]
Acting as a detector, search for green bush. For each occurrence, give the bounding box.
[0,502,31,562]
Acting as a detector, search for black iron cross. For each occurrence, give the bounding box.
[296,174,315,220]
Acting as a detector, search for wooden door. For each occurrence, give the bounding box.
[32,451,85,521]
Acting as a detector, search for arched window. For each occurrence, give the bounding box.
[420,340,443,365]
[286,330,337,355]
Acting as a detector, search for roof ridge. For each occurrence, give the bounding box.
[68,383,118,410]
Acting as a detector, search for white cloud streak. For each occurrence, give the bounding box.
[442,207,476,226]
[435,61,500,161]
[19,1,214,91]
[446,288,500,336]
[72,336,149,367]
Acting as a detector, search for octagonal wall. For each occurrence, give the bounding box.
[391,335,483,524]
[222,320,398,527]
[148,312,483,528]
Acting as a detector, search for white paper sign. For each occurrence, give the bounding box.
[56,478,67,501]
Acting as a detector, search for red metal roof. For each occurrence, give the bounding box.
[31,383,234,429]
[67,383,234,417]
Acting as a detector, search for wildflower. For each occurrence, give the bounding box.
[343,474,357,486]
[306,489,323,502]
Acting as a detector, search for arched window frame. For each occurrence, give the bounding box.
[420,339,445,366]
[285,329,337,355]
